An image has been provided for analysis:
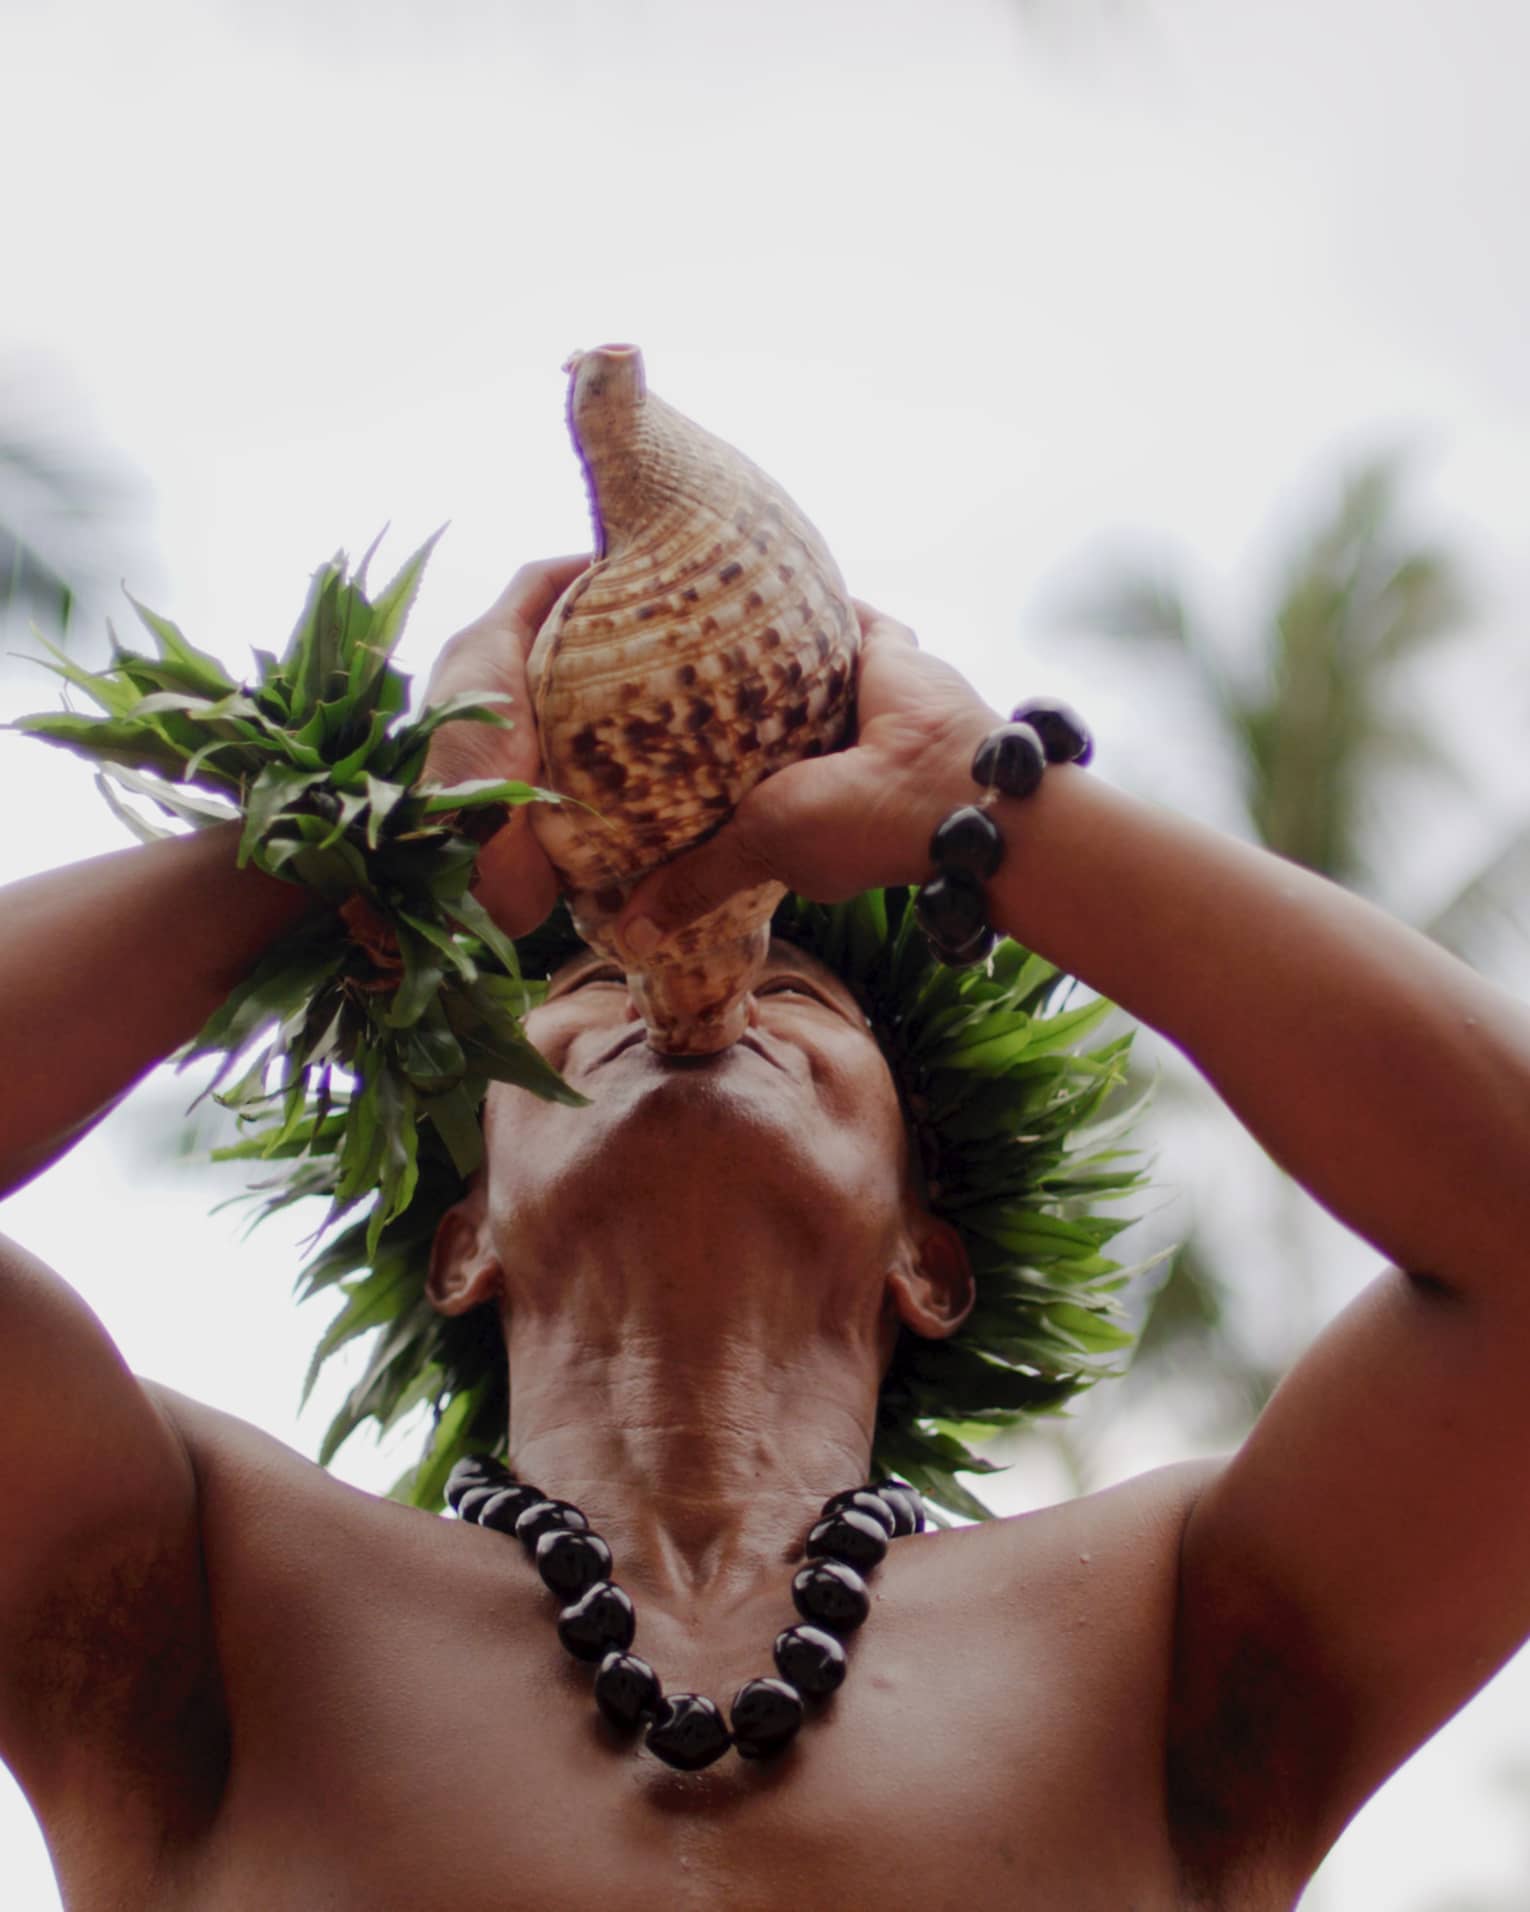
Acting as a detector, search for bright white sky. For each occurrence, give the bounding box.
[4,0,1530,1904]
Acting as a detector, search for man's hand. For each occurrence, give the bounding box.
[615,601,1000,956]
[421,554,591,938]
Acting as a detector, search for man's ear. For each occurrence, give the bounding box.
[426,1178,503,1317]
[884,1212,975,1342]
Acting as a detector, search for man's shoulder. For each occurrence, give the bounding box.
[892,1456,1223,1669]
[985,1455,1223,1557]
[149,1381,424,1568]
[147,1380,329,1477]
[150,1381,404,1517]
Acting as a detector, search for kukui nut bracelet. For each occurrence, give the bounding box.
[914,698,1094,966]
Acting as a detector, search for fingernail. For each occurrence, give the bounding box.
[624,915,663,959]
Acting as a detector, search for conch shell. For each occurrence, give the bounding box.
[527,344,859,1054]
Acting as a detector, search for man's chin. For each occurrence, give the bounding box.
[486,1036,892,1273]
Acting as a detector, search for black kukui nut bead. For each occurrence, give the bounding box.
[555,1581,636,1663]
[915,870,988,949]
[806,1508,889,1573]
[594,1651,662,1733]
[872,1487,916,1539]
[820,1488,897,1537]
[874,1481,926,1536]
[455,1484,510,1524]
[536,1527,613,1600]
[930,804,1004,882]
[646,1693,733,1771]
[773,1624,848,1698]
[971,721,1047,799]
[730,1678,804,1759]
[791,1559,871,1633]
[1010,697,1094,767]
[478,1483,545,1533]
[444,1455,510,1511]
[514,1498,590,1551]
[878,1475,922,1505]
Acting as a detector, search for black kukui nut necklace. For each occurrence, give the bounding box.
[445,1455,926,1772]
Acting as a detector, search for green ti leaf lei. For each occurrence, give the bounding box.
[14,533,581,1263]
[14,538,1168,1524]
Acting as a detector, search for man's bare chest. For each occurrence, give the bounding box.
[158,1480,1197,1911]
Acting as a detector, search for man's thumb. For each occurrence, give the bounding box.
[616,821,776,958]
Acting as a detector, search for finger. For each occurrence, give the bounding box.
[420,666,536,787]
[421,715,527,791]
[482,554,593,633]
[471,816,562,940]
[616,822,779,957]
[851,597,919,649]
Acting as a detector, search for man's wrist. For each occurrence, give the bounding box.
[897,702,1007,890]
[911,698,1097,965]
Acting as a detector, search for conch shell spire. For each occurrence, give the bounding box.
[528,344,860,1054]
[562,344,647,557]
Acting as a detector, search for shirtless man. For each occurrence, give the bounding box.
[4,555,1530,1910]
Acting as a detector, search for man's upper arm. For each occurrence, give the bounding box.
[1169,1260,1530,1878]
[0,1229,219,1816]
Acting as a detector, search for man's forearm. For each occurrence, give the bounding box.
[0,825,318,1197]
[986,764,1530,1294]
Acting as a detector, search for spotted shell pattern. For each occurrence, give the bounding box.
[528,345,859,1053]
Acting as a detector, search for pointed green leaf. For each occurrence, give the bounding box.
[418,777,550,813]
[98,764,237,830]
[405,689,516,745]
[300,1260,414,1405]
[93,769,171,844]
[364,773,408,849]
[24,635,141,714]
[386,1376,490,1511]
[442,887,521,976]
[11,710,192,775]
[124,593,236,697]
[393,1018,467,1090]
[330,709,394,784]
[386,927,448,1030]
[351,529,445,701]
[185,938,347,1066]
[237,764,329,864]
[418,1084,485,1177]
[396,911,478,983]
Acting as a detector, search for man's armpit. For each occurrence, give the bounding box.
[1166,1595,1349,1900]
[7,1514,228,1821]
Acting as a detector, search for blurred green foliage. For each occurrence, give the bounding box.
[1019,451,1527,1481]
[0,368,149,652]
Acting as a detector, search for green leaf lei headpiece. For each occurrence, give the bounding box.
[16,539,1161,1523]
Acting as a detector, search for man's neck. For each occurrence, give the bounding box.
[499,1232,890,1615]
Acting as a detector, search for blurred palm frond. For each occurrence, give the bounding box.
[1037,449,1498,1461]
[0,375,151,650]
